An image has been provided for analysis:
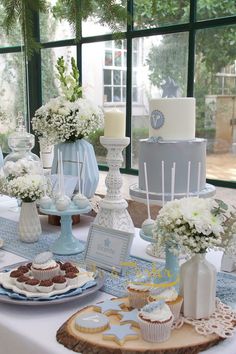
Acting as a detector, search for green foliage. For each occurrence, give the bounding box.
[134,0,188,28]
[56,56,83,102]
[132,127,149,166]
[146,32,188,93]
[88,128,106,157]
[0,0,129,57]
[0,0,48,58]
[52,0,129,41]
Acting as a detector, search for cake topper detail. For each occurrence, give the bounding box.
[150,109,165,130]
[161,77,179,98]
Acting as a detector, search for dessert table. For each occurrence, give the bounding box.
[0,195,235,354]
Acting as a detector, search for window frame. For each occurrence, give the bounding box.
[0,1,236,188]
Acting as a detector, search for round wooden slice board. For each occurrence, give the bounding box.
[57,297,225,354]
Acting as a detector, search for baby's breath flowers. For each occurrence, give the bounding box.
[32,96,103,144]
[6,175,45,202]
[153,197,236,256]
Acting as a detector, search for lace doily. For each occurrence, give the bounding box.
[172,298,236,338]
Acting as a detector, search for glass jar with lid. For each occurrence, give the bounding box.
[3,113,42,180]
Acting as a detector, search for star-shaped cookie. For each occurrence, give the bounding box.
[117,309,140,328]
[103,324,139,345]
[93,299,125,315]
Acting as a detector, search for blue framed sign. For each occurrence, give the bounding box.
[84,224,134,274]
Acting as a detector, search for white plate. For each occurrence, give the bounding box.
[0,266,95,298]
[0,262,105,306]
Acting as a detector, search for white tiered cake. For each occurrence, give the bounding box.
[130,98,216,203]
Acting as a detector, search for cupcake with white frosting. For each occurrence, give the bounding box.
[138,300,174,342]
[31,252,60,280]
[127,275,152,309]
[148,287,183,320]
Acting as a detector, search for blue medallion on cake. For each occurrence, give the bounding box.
[150,110,165,130]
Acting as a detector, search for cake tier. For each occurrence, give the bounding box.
[138,138,206,195]
[149,98,195,140]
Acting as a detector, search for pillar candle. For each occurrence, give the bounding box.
[104,110,126,138]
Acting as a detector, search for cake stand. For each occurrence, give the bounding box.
[40,204,91,255]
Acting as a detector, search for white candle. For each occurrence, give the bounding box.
[197,162,201,197]
[187,161,191,197]
[104,110,126,138]
[171,162,176,201]
[144,162,151,220]
[161,160,165,207]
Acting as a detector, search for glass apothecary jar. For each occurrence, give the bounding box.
[3,114,42,180]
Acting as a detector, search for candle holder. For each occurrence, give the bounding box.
[94,136,134,233]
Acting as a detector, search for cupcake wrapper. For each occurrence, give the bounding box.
[128,290,149,309]
[169,299,183,320]
[31,267,59,281]
[138,316,173,343]
[54,282,67,290]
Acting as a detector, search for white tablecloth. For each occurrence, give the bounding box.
[0,196,235,354]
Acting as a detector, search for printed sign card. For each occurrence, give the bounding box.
[84,224,134,274]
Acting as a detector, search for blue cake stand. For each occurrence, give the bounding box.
[40,204,91,256]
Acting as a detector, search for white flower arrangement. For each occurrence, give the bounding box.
[4,158,42,180]
[6,175,45,202]
[153,197,236,256]
[32,96,104,144]
[32,57,104,145]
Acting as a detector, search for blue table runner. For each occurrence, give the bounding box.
[0,216,235,307]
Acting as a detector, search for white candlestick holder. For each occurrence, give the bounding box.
[94,136,134,233]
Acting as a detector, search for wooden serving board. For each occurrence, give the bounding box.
[57,297,225,354]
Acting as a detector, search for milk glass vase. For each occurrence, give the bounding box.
[180,253,216,319]
[18,201,42,243]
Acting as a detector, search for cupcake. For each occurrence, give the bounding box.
[138,300,174,342]
[148,287,183,320]
[65,265,79,274]
[65,272,78,286]
[24,278,40,292]
[17,265,30,275]
[60,262,73,275]
[15,275,30,290]
[37,279,54,293]
[127,275,152,309]
[31,252,60,280]
[9,270,23,284]
[52,275,67,290]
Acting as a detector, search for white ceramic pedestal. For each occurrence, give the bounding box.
[94,137,134,233]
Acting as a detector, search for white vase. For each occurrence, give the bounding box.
[18,202,42,243]
[39,138,54,169]
[180,253,216,319]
